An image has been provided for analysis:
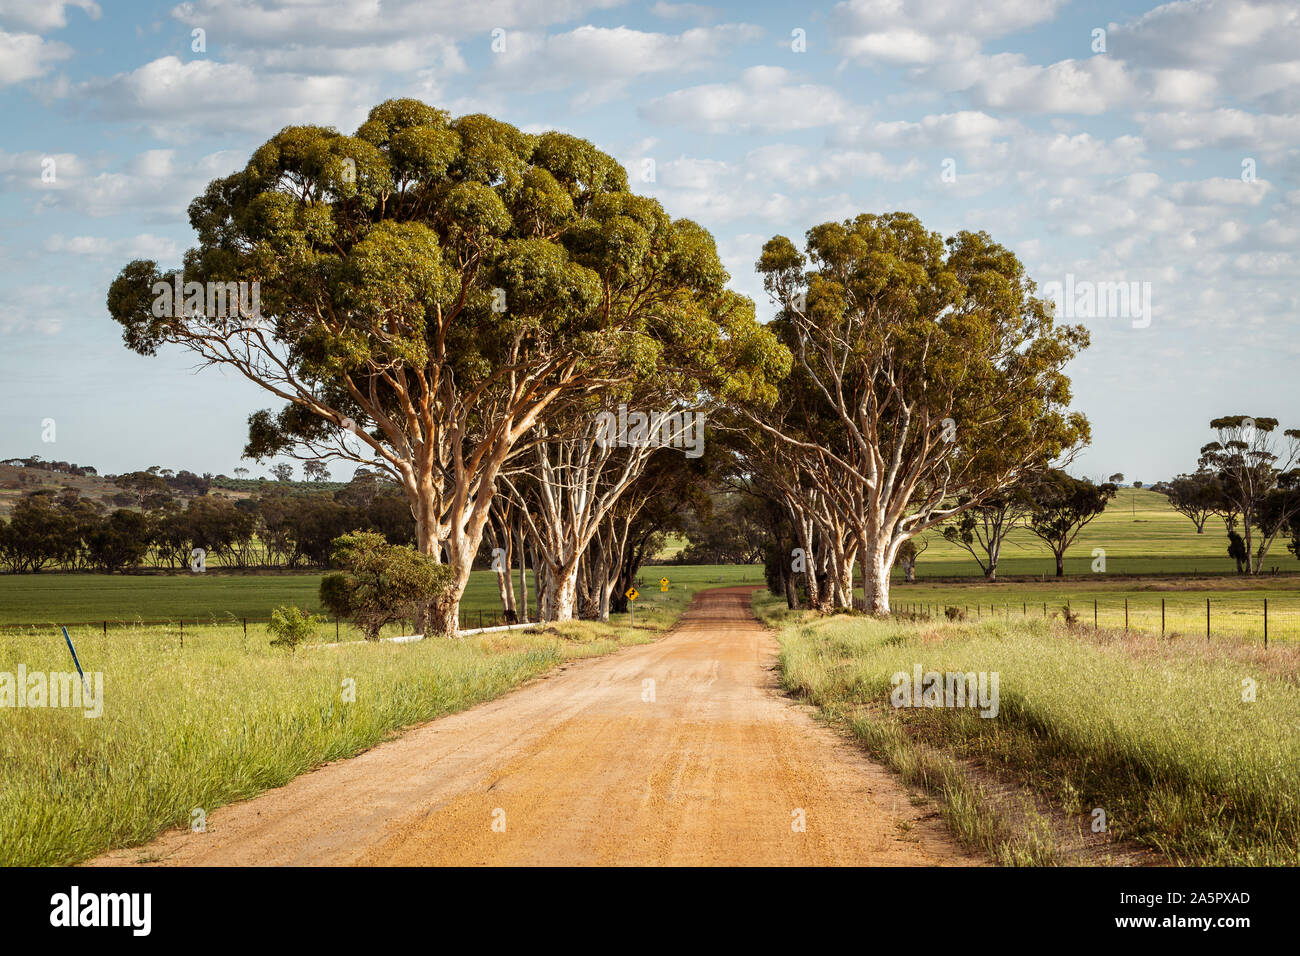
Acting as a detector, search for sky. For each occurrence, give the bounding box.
[0,0,1297,483]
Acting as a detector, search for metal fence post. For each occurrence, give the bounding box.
[1124,599,1128,633]
[1206,597,1210,641]
[1264,598,1268,649]
[1094,599,1097,629]
[1161,598,1165,637]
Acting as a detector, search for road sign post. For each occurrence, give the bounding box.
[626,586,639,626]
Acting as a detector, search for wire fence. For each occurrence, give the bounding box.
[892,596,1300,647]
[0,606,521,643]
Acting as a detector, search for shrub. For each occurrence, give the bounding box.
[320,531,452,641]
[267,604,321,652]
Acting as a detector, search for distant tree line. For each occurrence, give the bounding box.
[0,471,416,574]
[2,457,98,476]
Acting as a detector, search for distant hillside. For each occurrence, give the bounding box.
[0,459,355,519]
[0,462,253,518]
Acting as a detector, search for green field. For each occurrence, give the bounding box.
[890,578,1300,644]
[0,564,763,637]
[904,487,1297,578]
[759,592,1300,865]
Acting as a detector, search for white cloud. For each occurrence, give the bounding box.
[962,54,1136,115]
[488,23,762,107]
[169,0,624,46]
[641,66,854,133]
[44,233,182,260]
[1,146,243,219]
[830,0,1067,66]
[0,0,98,32]
[1169,177,1272,206]
[77,56,373,136]
[0,29,71,85]
[1136,108,1300,150]
[832,110,1017,148]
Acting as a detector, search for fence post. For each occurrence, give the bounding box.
[336,617,340,641]
[103,620,107,637]
[1206,597,1210,641]
[1094,599,1097,629]
[179,618,183,648]
[1264,598,1268,649]
[1124,598,1128,633]
[1161,598,1165,636]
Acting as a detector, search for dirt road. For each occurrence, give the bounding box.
[91,586,980,866]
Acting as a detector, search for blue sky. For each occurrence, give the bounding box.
[1,0,1297,482]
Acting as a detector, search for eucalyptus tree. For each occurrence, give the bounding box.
[753,212,1089,613]
[501,286,783,622]
[1025,471,1117,577]
[941,480,1038,581]
[1160,470,1223,534]
[1199,416,1300,574]
[106,98,776,634]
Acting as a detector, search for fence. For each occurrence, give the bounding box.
[892,596,1300,647]
[0,605,522,643]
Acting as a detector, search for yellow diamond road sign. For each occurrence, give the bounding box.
[659,577,670,591]
[626,587,639,601]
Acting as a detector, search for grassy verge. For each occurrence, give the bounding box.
[756,591,1300,866]
[0,585,700,866]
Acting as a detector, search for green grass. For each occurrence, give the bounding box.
[759,592,1300,865]
[889,578,1300,644]
[0,574,724,866]
[907,487,1299,578]
[0,563,764,633]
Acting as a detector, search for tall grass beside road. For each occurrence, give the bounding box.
[758,593,1300,865]
[1,584,703,866]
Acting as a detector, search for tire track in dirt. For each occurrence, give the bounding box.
[90,586,982,866]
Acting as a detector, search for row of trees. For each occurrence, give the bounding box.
[1152,416,1300,574]
[97,97,1300,627]
[101,96,1142,625]
[719,214,1091,613]
[107,99,787,632]
[0,474,413,573]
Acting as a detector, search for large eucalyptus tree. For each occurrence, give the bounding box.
[106,98,782,634]
[753,212,1090,614]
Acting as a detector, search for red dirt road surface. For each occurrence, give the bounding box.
[91,586,981,866]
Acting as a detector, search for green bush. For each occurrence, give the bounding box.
[267,604,321,651]
[320,532,452,640]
